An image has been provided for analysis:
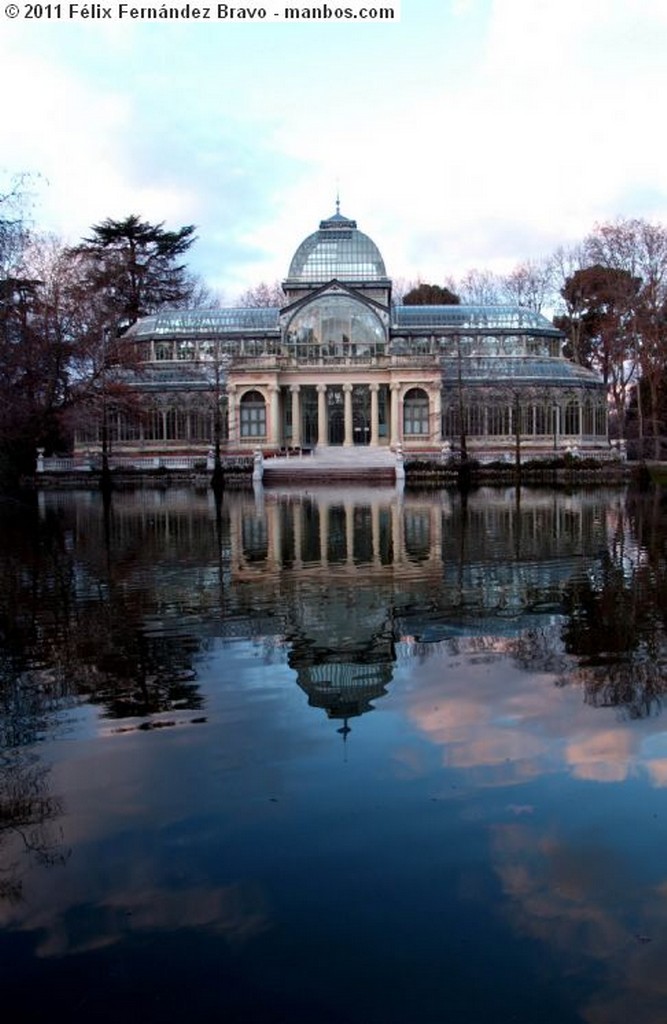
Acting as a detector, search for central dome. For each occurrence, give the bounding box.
[286,206,388,284]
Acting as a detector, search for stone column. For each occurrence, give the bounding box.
[390,383,401,447]
[290,384,301,447]
[316,384,328,448]
[370,383,380,446]
[432,387,442,445]
[227,385,237,448]
[343,383,353,447]
[269,385,281,447]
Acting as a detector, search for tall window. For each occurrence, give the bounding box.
[404,388,429,435]
[154,341,173,361]
[564,401,580,435]
[240,390,267,438]
[487,404,510,435]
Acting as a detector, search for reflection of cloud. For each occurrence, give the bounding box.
[30,881,270,960]
[646,760,667,787]
[489,821,667,1024]
[391,745,428,780]
[400,636,667,791]
[565,730,635,783]
[403,640,571,785]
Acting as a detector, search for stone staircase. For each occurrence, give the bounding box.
[261,445,398,484]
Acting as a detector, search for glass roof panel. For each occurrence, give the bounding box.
[394,305,561,332]
[440,356,604,386]
[127,308,281,337]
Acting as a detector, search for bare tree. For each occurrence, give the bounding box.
[500,257,555,313]
[585,219,667,457]
[236,280,285,308]
[457,268,503,306]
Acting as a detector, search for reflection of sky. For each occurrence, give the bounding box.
[5,488,667,1022]
[397,631,667,788]
[393,631,667,1023]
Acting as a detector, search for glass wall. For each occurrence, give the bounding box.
[286,296,386,363]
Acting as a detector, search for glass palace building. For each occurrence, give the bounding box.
[88,207,609,460]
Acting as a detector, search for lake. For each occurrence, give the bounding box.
[1,482,667,1023]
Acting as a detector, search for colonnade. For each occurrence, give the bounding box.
[227,380,443,448]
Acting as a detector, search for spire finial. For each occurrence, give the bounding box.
[335,189,340,216]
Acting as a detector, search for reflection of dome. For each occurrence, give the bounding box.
[296,661,392,721]
[286,206,388,283]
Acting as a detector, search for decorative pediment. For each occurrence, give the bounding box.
[279,280,389,331]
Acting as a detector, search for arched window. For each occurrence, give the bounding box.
[534,404,550,435]
[165,408,188,440]
[190,409,213,442]
[143,407,164,441]
[564,401,579,435]
[240,390,267,438]
[465,404,485,436]
[488,404,511,435]
[154,341,173,361]
[404,388,429,435]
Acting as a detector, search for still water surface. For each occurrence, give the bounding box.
[2,483,667,1023]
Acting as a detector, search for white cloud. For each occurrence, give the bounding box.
[3,0,667,293]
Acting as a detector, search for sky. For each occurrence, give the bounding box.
[3,0,667,301]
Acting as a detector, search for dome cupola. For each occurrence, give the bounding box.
[285,203,388,285]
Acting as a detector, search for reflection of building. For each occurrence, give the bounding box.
[38,486,612,728]
[76,206,609,462]
[295,662,392,715]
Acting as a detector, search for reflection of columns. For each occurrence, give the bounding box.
[290,384,301,447]
[371,502,380,565]
[268,502,281,566]
[227,385,237,447]
[293,504,303,567]
[319,501,329,563]
[345,500,354,564]
[317,384,328,448]
[432,388,442,445]
[343,383,353,447]
[433,504,443,561]
[390,383,401,447]
[370,383,379,446]
[391,498,403,563]
[269,385,280,446]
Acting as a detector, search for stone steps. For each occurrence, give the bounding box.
[262,445,398,482]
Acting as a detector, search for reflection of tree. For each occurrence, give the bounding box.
[561,550,667,719]
[511,625,571,680]
[0,654,69,903]
[0,752,67,904]
[0,496,206,724]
